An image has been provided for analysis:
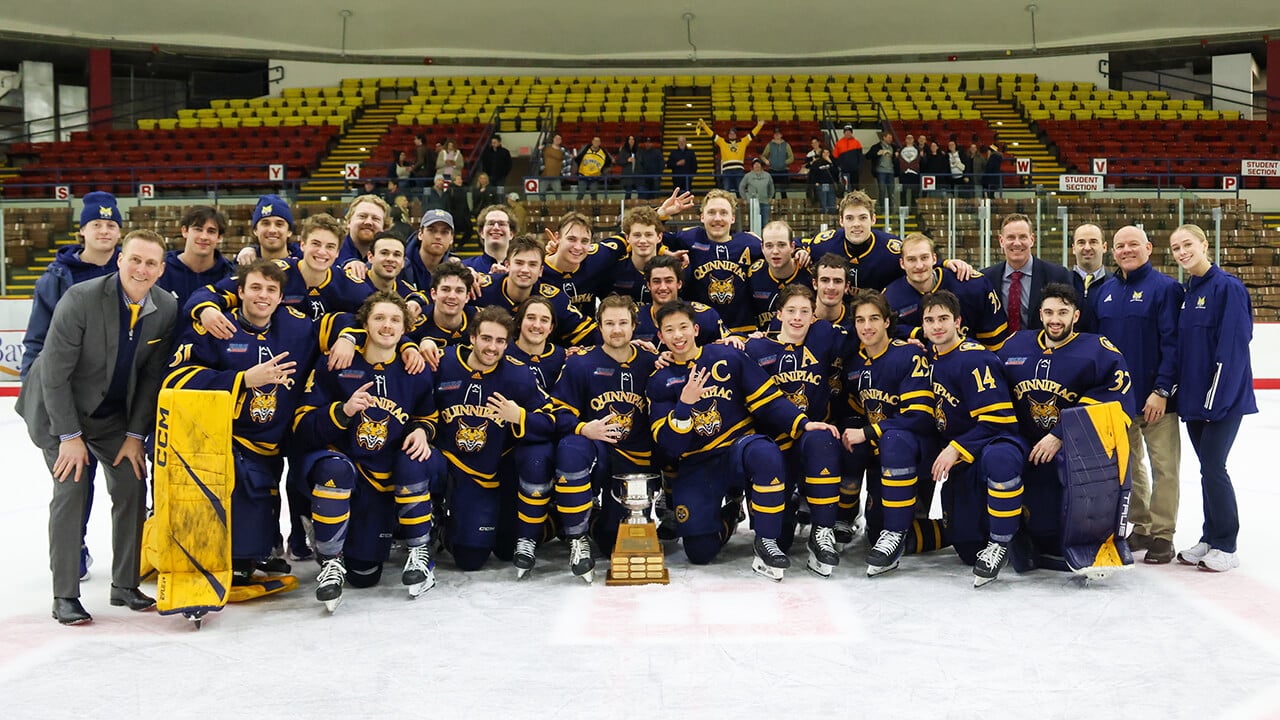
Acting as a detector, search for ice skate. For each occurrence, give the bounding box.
[402,544,436,598]
[568,535,595,584]
[973,541,1009,588]
[866,529,907,577]
[752,536,790,581]
[833,520,855,552]
[315,556,346,612]
[513,537,537,579]
[806,526,840,578]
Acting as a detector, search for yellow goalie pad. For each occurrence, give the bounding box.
[149,388,236,616]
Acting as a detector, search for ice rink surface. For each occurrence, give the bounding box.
[1,396,1278,720]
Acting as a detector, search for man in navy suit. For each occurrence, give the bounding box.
[980,213,1073,332]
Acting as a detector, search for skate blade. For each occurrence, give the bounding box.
[866,560,900,577]
[323,597,343,613]
[806,554,833,578]
[515,566,533,580]
[752,557,785,582]
[575,569,595,584]
[973,574,999,588]
[406,577,436,598]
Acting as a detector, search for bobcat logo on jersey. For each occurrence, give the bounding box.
[608,406,636,440]
[707,276,736,304]
[865,401,887,425]
[356,411,390,451]
[783,388,809,412]
[691,401,723,437]
[933,400,947,432]
[1028,396,1060,430]
[456,420,488,452]
[249,387,277,424]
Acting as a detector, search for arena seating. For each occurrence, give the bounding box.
[5,126,338,198]
[1005,79,1239,122]
[137,85,368,131]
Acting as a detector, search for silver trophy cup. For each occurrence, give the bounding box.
[613,472,660,525]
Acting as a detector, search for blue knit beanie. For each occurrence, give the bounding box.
[252,194,294,229]
[80,191,122,227]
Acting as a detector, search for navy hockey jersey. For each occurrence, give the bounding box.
[185,257,374,323]
[747,261,814,331]
[663,226,762,333]
[929,340,1024,464]
[473,274,597,347]
[884,268,1009,349]
[550,344,658,467]
[843,339,937,443]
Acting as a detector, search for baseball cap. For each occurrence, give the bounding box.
[420,209,454,230]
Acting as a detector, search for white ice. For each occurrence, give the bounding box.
[2,395,1279,720]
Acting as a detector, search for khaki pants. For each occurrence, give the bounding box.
[1127,412,1181,541]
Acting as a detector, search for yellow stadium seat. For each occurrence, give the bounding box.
[137,119,158,130]
[198,118,220,128]
[283,88,303,99]
[220,117,240,128]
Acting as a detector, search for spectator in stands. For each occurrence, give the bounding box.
[411,134,435,194]
[982,144,1004,197]
[384,178,407,207]
[699,118,764,195]
[358,177,380,197]
[922,139,949,194]
[804,136,824,202]
[468,172,500,219]
[480,135,513,194]
[979,212,1073,332]
[666,135,697,193]
[738,158,775,227]
[575,136,611,199]
[867,131,898,212]
[394,151,413,182]
[833,125,863,192]
[448,174,472,247]
[762,128,795,198]
[158,205,234,309]
[618,135,640,200]
[468,204,516,273]
[437,139,463,184]
[898,134,922,209]
[947,140,967,195]
[967,142,984,196]
[808,148,837,213]
[389,205,415,240]
[542,133,566,198]
[423,174,450,213]
[636,137,664,199]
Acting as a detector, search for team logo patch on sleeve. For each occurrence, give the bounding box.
[886,238,903,254]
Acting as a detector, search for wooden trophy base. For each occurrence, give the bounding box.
[606,522,670,586]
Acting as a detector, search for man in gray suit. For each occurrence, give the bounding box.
[17,229,177,625]
[980,213,1074,332]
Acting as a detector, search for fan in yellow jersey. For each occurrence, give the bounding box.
[698,118,765,195]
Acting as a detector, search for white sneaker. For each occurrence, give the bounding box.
[1177,542,1212,566]
[1197,549,1240,573]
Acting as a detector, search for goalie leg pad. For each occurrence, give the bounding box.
[230,450,285,561]
[1057,403,1134,574]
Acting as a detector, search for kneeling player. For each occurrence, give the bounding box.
[841,290,938,577]
[426,307,557,572]
[923,291,1028,587]
[648,301,839,580]
[743,285,845,577]
[550,296,658,582]
[294,292,444,610]
[998,283,1135,577]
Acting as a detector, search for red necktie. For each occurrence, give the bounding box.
[1008,270,1024,332]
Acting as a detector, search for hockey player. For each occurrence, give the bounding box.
[550,295,658,582]
[662,189,768,333]
[188,214,375,332]
[998,283,1135,576]
[542,211,629,317]
[163,260,317,585]
[293,292,445,610]
[885,232,1008,349]
[473,234,597,346]
[424,307,557,572]
[647,300,839,580]
[612,206,667,304]
[743,285,846,577]
[921,290,1027,587]
[506,296,566,392]
[634,254,731,348]
[157,206,235,309]
[410,262,476,353]
[747,220,813,331]
[841,290,938,576]
[801,191,975,291]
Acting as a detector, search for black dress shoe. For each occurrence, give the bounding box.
[52,597,93,625]
[109,586,156,611]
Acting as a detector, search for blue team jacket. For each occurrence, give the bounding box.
[1093,262,1183,413]
[1175,265,1257,422]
